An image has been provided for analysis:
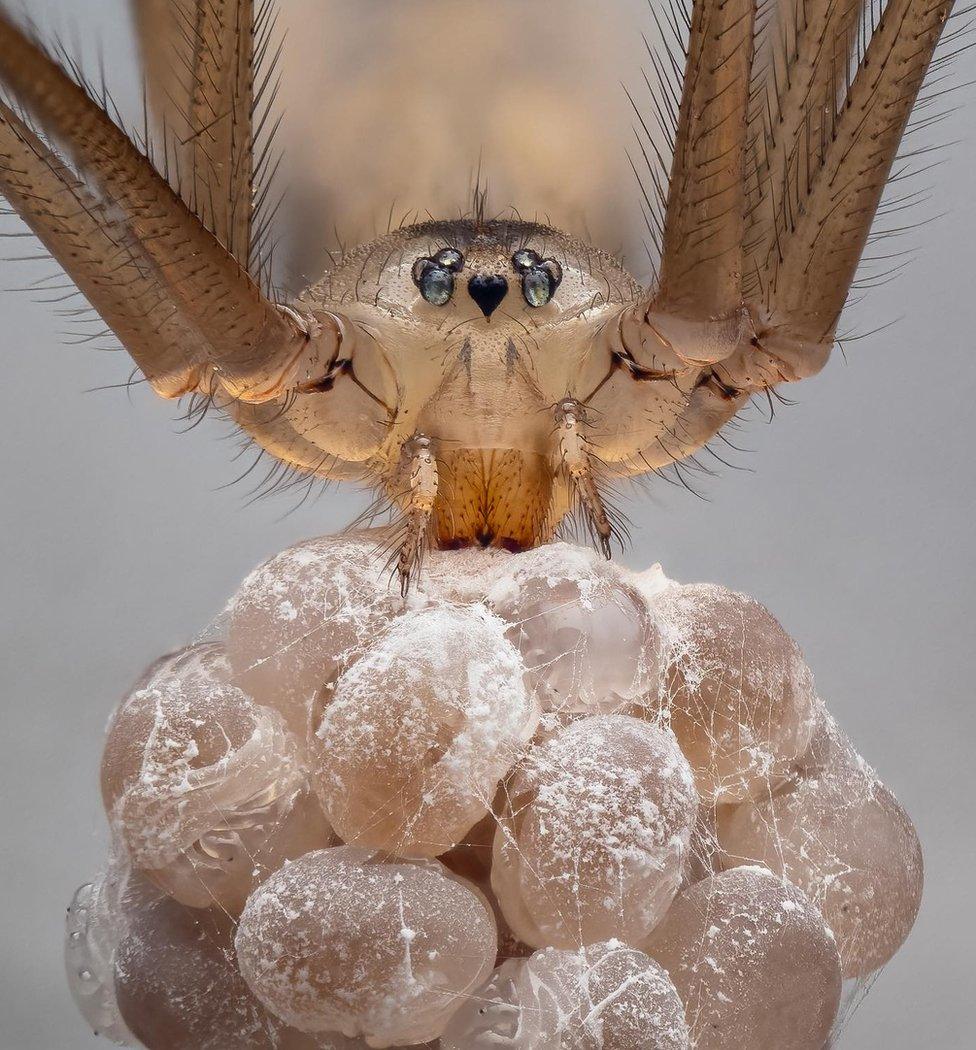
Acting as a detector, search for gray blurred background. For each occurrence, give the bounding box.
[1,2,973,1048]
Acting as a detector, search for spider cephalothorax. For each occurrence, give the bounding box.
[0,0,956,584]
[233,218,658,563]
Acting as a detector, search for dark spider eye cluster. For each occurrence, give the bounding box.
[512,249,563,307]
[412,248,465,306]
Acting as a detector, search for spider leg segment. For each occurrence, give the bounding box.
[751,0,955,349]
[596,0,955,474]
[645,0,757,366]
[0,101,209,399]
[0,8,342,404]
[134,0,258,265]
[617,372,749,475]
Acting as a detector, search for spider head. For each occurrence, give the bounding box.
[231,220,693,556]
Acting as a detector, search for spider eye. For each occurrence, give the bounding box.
[434,248,464,273]
[512,248,541,273]
[519,258,563,308]
[412,258,455,306]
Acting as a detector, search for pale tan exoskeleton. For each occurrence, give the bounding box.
[0,0,958,586]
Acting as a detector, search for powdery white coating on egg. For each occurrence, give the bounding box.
[234,847,497,1047]
[491,714,698,949]
[643,866,842,1050]
[718,712,923,977]
[653,582,819,803]
[420,545,516,604]
[486,543,661,716]
[100,643,330,909]
[311,604,538,857]
[226,532,404,739]
[441,940,690,1049]
[627,562,673,604]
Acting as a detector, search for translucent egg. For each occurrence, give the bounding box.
[441,941,690,1049]
[235,847,497,1046]
[491,714,698,949]
[718,714,923,976]
[226,532,401,738]
[68,863,473,1047]
[487,543,660,716]
[114,889,285,1048]
[654,583,818,803]
[64,864,158,1047]
[643,866,842,1050]
[439,959,529,1049]
[101,643,331,909]
[311,605,538,856]
[146,787,334,911]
